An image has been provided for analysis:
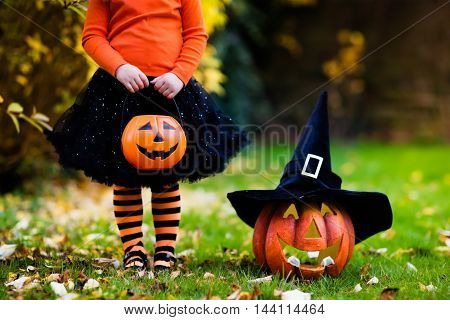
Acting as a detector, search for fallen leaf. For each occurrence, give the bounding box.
[439,229,450,238]
[66,280,75,291]
[50,282,68,297]
[380,229,396,240]
[425,283,436,292]
[0,244,17,260]
[248,275,272,284]
[62,270,71,283]
[13,218,30,232]
[434,246,450,256]
[273,289,283,297]
[354,284,362,292]
[83,279,100,290]
[74,249,89,256]
[26,266,36,273]
[250,285,261,299]
[137,270,145,278]
[170,271,181,279]
[281,289,311,300]
[78,271,88,285]
[23,280,41,291]
[369,248,388,255]
[203,272,214,280]
[46,273,61,282]
[91,289,103,299]
[59,293,78,300]
[380,288,399,300]
[359,263,371,281]
[5,276,31,289]
[238,291,251,300]
[390,248,414,258]
[367,276,379,285]
[406,262,417,272]
[227,288,240,300]
[94,257,120,269]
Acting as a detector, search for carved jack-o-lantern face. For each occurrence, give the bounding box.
[121,115,186,170]
[253,201,355,279]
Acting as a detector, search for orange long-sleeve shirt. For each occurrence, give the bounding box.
[82,0,208,85]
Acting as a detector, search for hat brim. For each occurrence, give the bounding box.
[227,188,392,243]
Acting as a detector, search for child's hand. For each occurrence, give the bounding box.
[150,73,184,99]
[115,64,150,93]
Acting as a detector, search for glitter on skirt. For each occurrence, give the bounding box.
[47,68,249,188]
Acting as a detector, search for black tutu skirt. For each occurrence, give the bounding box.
[47,68,249,188]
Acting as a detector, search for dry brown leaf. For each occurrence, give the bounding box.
[250,285,261,299]
[359,263,371,281]
[390,248,414,258]
[419,282,426,291]
[46,273,62,282]
[238,291,251,300]
[94,257,120,269]
[170,271,181,279]
[380,288,399,300]
[226,289,240,300]
[78,271,88,285]
[62,270,71,283]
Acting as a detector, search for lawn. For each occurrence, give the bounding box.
[0,143,449,299]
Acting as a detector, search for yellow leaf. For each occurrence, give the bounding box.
[7,102,23,114]
[7,113,20,133]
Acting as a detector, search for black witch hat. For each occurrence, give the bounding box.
[227,92,392,243]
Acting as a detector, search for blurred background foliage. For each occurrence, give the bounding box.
[0,0,449,191]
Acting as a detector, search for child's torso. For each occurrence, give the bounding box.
[107,0,184,75]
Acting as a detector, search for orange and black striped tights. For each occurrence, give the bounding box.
[113,183,180,270]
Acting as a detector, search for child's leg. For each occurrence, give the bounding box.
[113,185,147,269]
[151,182,181,270]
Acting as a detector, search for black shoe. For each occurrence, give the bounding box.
[153,252,177,273]
[123,250,148,271]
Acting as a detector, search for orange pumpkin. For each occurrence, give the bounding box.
[253,201,354,279]
[121,115,186,170]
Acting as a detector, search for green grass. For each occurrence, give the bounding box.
[0,143,449,299]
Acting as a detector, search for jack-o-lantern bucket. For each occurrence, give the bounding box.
[121,115,186,170]
[253,201,355,279]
